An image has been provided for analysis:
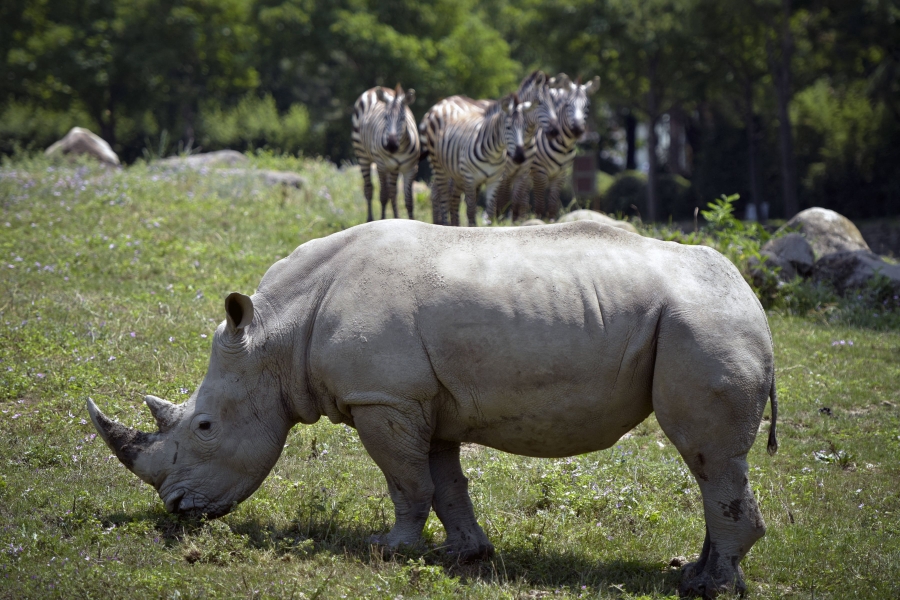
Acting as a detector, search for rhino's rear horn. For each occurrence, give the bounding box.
[145,395,181,432]
[86,398,154,471]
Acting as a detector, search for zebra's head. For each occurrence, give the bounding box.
[375,84,416,153]
[518,71,561,140]
[503,94,538,165]
[551,74,600,138]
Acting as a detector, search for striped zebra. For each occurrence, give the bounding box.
[523,74,600,221]
[423,95,535,226]
[486,71,563,224]
[351,84,420,222]
[419,95,489,224]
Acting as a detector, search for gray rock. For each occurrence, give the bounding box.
[759,233,815,280]
[519,219,546,226]
[219,169,307,189]
[157,150,248,168]
[557,209,639,234]
[45,127,120,166]
[781,207,870,259]
[812,250,900,295]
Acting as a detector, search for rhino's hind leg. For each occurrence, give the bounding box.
[429,441,493,560]
[656,419,767,597]
[678,457,764,598]
[353,404,434,550]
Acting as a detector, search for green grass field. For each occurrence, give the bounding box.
[1,155,898,599]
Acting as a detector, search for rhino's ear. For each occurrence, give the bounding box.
[224,292,254,332]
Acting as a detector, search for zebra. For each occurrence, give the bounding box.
[419,95,490,225]
[485,70,563,224]
[422,94,535,226]
[351,84,420,222]
[516,74,600,222]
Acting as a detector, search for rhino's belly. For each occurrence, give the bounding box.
[434,386,653,458]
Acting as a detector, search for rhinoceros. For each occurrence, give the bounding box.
[88,219,777,598]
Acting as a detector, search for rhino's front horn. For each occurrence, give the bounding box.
[86,398,155,472]
[145,395,181,432]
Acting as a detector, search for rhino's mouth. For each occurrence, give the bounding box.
[162,488,230,518]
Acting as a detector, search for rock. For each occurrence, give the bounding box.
[519,219,546,226]
[45,127,120,166]
[256,170,306,189]
[557,209,639,234]
[812,250,900,295]
[219,169,306,189]
[759,233,815,281]
[781,208,870,259]
[157,150,248,169]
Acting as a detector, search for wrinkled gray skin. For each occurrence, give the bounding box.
[89,220,778,599]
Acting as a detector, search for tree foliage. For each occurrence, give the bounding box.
[2,0,899,219]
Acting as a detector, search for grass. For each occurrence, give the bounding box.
[1,153,898,599]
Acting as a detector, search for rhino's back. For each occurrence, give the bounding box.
[265,220,769,457]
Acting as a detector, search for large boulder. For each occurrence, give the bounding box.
[812,250,900,295]
[759,233,815,281]
[558,209,639,234]
[45,127,120,166]
[781,207,870,259]
[519,218,546,226]
[157,150,248,169]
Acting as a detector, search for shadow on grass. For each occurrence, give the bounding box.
[97,509,681,595]
[232,512,682,596]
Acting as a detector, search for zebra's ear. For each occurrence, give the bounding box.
[522,101,537,113]
[550,73,571,89]
[375,88,389,103]
[584,76,601,94]
[404,89,416,105]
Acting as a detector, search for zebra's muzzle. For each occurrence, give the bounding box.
[512,147,527,165]
[385,136,399,153]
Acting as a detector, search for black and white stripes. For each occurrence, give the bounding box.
[528,75,600,221]
[351,84,420,222]
[422,95,535,226]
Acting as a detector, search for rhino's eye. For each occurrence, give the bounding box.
[198,421,211,430]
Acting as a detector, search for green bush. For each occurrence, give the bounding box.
[602,170,647,217]
[0,100,98,155]
[602,170,696,221]
[198,94,316,155]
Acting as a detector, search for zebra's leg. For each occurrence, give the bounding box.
[489,168,513,225]
[387,170,400,219]
[448,179,462,227]
[378,168,390,220]
[463,179,479,227]
[547,175,562,221]
[511,175,532,222]
[532,169,550,220]
[402,166,417,220]
[360,159,375,222]
[484,173,503,227]
[430,173,445,225]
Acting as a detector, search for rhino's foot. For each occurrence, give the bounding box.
[678,561,746,599]
[443,540,495,563]
[367,534,425,555]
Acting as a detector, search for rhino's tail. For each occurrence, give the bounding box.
[766,375,778,456]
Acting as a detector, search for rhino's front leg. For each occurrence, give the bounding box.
[429,441,493,560]
[353,404,434,549]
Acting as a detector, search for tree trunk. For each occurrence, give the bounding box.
[624,112,637,171]
[768,0,798,218]
[646,56,659,222]
[667,105,684,176]
[744,79,762,221]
